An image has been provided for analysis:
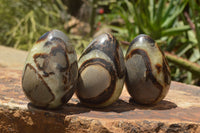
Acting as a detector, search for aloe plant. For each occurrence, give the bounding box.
[110,0,190,41]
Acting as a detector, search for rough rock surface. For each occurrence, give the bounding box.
[0,45,200,133]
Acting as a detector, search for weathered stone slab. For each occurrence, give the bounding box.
[0,67,200,132]
[0,45,200,132]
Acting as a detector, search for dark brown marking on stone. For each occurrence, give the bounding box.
[79,33,116,60]
[50,37,70,72]
[155,64,162,73]
[63,75,68,90]
[69,61,78,84]
[63,61,78,91]
[162,58,171,85]
[22,63,54,107]
[143,36,155,45]
[42,71,55,77]
[34,38,69,76]
[157,46,171,85]
[50,44,66,56]
[157,44,165,56]
[34,53,55,77]
[61,83,77,103]
[114,39,126,79]
[105,33,113,42]
[126,49,163,103]
[157,44,170,71]
[127,34,155,54]
[80,33,125,78]
[50,44,69,72]
[34,53,49,71]
[36,31,50,43]
[77,58,116,105]
[79,40,97,59]
[66,45,76,54]
[44,41,53,47]
[50,38,68,52]
[162,53,170,72]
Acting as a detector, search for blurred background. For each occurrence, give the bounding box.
[0,0,200,86]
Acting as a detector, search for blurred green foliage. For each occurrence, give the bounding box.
[110,0,190,41]
[0,0,68,50]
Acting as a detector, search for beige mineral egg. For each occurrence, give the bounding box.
[125,34,171,105]
[22,29,78,109]
[77,33,126,108]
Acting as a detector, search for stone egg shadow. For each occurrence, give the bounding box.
[129,98,177,110]
[27,97,136,115]
[27,97,177,116]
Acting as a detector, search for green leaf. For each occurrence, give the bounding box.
[189,48,200,62]
[189,0,200,51]
[162,25,191,36]
[149,0,155,24]
[161,0,188,28]
[154,0,165,26]
[162,0,176,23]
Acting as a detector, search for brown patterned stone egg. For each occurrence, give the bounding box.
[125,34,171,105]
[76,33,126,108]
[22,29,78,109]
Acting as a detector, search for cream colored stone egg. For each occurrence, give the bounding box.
[77,33,126,108]
[22,29,78,109]
[125,34,171,105]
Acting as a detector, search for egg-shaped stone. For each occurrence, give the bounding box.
[22,29,78,109]
[125,34,171,105]
[77,33,126,108]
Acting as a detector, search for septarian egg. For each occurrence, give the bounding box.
[77,33,126,108]
[22,29,78,109]
[125,34,171,105]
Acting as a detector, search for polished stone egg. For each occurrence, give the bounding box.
[22,29,78,109]
[125,34,171,105]
[76,33,126,108]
